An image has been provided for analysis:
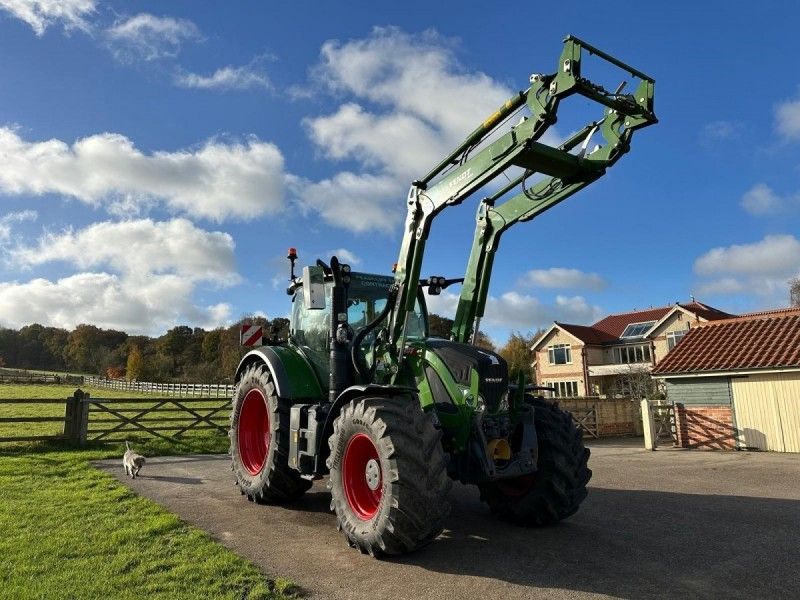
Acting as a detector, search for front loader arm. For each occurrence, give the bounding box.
[371,36,656,381]
[451,44,658,343]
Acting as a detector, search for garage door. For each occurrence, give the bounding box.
[731,373,800,452]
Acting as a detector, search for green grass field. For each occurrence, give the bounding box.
[0,442,294,599]
[0,384,231,446]
[0,383,294,599]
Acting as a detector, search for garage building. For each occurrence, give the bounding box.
[652,308,800,452]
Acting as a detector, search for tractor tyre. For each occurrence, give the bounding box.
[230,364,311,503]
[479,395,591,525]
[327,395,451,557]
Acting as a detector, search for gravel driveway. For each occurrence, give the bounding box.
[96,439,800,600]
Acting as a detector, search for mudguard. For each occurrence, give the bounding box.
[235,346,324,401]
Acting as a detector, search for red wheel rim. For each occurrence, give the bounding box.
[497,474,535,498]
[238,389,270,475]
[342,433,383,520]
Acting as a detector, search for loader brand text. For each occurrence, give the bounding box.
[448,168,472,188]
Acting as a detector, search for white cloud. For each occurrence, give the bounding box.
[0,0,95,36]
[776,94,800,140]
[693,234,800,303]
[0,209,36,241]
[325,248,361,265]
[296,27,534,232]
[695,277,746,296]
[519,267,606,291]
[740,183,797,216]
[0,127,286,222]
[694,234,800,277]
[0,218,239,334]
[174,64,271,91]
[105,13,201,62]
[289,171,401,233]
[0,273,231,334]
[426,290,602,332]
[11,218,240,285]
[305,27,512,181]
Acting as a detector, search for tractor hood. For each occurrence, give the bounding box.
[424,339,509,412]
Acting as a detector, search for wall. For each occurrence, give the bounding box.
[674,404,737,449]
[731,372,800,452]
[535,329,587,395]
[557,397,641,437]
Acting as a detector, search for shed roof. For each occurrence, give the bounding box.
[653,312,800,375]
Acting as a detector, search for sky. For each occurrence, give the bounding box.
[1,1,799,344]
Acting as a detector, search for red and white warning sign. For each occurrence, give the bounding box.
[240,324,263,347]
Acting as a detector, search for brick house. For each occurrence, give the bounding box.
[532,301,733,398]
[652,307,800,452]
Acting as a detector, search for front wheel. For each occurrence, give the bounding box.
[327,395,451,557]
[230,364,311,503]
[479,396,591,525]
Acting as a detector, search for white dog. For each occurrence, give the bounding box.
[123,441,146,479]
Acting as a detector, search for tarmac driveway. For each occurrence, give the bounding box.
[96,440,800,600]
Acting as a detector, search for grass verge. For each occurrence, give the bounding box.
[0,437,296,599]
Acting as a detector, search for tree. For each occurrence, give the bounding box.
[790,277,800,307]
[126,345,143,381]
[613,365,661,400]
[498,330,544,384]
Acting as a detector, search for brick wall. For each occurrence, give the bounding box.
[674,403,737,449]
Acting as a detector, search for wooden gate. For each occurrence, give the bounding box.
[83,395,230,443]
[651,402,677,446]
[570,405,599,438]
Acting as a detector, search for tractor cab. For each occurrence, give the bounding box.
[289,267,427,386]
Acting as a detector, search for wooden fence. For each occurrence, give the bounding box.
[0,373,84,385]
[83,376,235,398]
[0,390,230,445]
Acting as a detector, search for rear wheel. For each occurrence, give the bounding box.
[327,395,451,557]
[230,364,311,503]
[479,396,591,525]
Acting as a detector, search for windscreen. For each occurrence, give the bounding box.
[348,273,426,338]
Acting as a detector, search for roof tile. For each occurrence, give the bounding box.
[653,313,800,375]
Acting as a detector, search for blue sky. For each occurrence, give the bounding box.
[1,1,799,344]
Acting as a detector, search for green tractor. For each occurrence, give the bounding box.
[230,36,657,557]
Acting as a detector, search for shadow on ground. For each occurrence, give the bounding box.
[402,487,799,599]
[97,450,800,600]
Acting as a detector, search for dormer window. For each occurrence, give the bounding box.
[620,320,656,339]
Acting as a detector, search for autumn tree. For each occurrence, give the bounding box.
[498,330,545,384]
[126,345,143,381]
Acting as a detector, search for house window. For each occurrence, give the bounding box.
[667,330,687,351]
[548,344,572,365]
[551,381,578,397]
[620,321,656,338]
[614,344,651,364]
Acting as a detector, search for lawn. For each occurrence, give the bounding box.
[0,438,295,600]
[0,384,231,445]
[0,383,293,599]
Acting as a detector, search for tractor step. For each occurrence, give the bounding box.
[289,403,326,476]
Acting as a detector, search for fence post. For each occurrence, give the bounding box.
[78,391,90,446]
[641,399,657,450]
[63,392,78,443]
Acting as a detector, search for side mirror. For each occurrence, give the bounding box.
[302,266,326,310]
